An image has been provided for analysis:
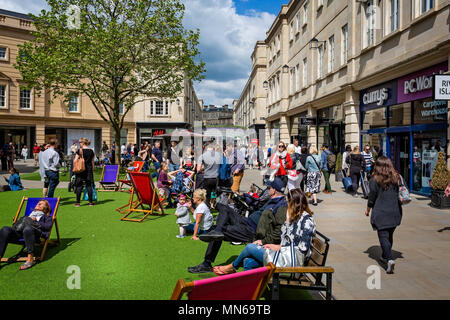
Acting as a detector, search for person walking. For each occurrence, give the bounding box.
[267,141,293,188]
[73,138,95,207]
[320,144,332,194]
[305,146,322,206]
[151,140,163,179]
[227,144,245,193]
[21,145,28,163]
[298,146,309,192]
[41,139,60,198]
[362,145,375,179]
[286,144,302,191]
[0,144,8,171]
[197,142,221,207]
[346,146,366,197]
[365,156,402,274]
[33,143,40,166]
[167,139,182,172]
[38,144,49,197]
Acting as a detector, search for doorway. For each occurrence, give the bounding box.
[388,133,410,187]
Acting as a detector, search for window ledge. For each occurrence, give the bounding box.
[18,108,34,112]
[381,29,402,43]
[360,44,376,55]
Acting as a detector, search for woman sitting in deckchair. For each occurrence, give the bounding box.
[0,200,52,270]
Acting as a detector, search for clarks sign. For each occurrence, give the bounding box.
[397,62,448,103]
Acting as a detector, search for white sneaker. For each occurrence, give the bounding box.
[387,260,395,274]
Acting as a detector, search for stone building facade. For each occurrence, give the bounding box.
[203,105,233,127]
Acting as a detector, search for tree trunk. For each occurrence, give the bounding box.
[114,129,121,166]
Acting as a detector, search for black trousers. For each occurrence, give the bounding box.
[204,203,255,265]
[377,227,396,261]
[350,170,361,194]
[0,226,40,256]
[74,175,93,203]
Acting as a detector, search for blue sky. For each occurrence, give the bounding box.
[2,0,288,106]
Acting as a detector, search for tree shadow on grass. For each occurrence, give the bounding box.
[364,245,404,270]
[59,199,115,206]
[1,237,81,268]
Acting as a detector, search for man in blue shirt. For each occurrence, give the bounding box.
[321,144,332,194]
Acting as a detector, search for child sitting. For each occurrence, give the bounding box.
[157,163,174,208]
[175,195,191,238]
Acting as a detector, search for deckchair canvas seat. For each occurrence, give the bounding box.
[0,197,61,263]
[98,165,120,192]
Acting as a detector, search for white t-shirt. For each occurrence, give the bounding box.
[294,146,302,154]
[194,202,213,231]
[121,145,126,154]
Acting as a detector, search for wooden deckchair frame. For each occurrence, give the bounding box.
[120,172,165,222]
[170,263,275,300]
[0,197,61,263]
[97,165,120,192]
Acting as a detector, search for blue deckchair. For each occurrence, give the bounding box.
[0,197,61,263]
[98,165,120,192]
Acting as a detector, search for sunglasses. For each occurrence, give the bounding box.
[278,145,284,148]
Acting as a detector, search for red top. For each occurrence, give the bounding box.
[269,153,293,176]
[33,146,40,154]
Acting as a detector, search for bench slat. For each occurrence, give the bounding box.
[274,266,334,273]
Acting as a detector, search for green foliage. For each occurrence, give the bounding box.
[15,0,205,161]
[431,152,450,191]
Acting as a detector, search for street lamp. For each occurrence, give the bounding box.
[282,64,289,73]
[309,37,326,50]
[263,80,268,90]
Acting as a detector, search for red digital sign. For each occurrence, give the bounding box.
[152,129,166,136]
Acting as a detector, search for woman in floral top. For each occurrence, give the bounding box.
[213,188,316,275]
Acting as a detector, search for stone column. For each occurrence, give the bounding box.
[265,120,271,148]
[343,86,360,148]
[307,105,317,148]
[280,114,290,144]
[127,126,136,144]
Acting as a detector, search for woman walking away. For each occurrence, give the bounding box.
[305,146,322,206]
[365,156,402,274]
[346,146,366,197]
[73,138,95,207]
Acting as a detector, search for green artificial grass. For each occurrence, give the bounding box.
[20,168,105,182]
[0,188,312,300]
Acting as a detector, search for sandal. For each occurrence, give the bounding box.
[213,265,236,276]
[19,261,35,270]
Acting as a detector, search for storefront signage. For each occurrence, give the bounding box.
[397,62,448,103]
[434,74,450,100]
[300,117,316,126]
[318,118,334,125]
[152,129,166,136]
[360,80,398,110]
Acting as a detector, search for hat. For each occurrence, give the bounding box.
[268,177,286,193]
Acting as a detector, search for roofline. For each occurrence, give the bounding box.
[0,9,33,21]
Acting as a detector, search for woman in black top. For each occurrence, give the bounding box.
[74,138,95,207]
[346,146,366,197]
[298,146,309,192]
[365,156,402,274]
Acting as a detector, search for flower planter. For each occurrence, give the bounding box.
[430,189,450,209]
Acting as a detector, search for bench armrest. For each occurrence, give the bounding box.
[274,266,334,274]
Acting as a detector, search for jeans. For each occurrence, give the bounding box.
[322,169,331,191]
[151,162,160,179]
[0,226,41,256]
[169,163,180,172]
[232,243,264,271]
[45,170,59,198]
[184,223,212,235]
[377,227,396,261]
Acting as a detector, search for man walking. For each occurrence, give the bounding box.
[41,139,60,197]
[7,142,15,170]
[197,142,221,207]
[362,145,375,178]
[33,143,40,166]
[226,143,245,193]
[321,144,332,194]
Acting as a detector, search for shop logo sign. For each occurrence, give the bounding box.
[362,88,389,106]
[404,72,444,95]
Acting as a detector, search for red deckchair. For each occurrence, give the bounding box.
[118,161,145,192]
[120,172,165,222]
[171,263,275,300]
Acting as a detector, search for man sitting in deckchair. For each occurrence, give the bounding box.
[0,200,53,270]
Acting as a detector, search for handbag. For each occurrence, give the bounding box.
[263,242,304,268]
[398,175,412,205]
[83,182,98,202]
[73,149,86,174]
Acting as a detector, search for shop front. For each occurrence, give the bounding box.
[290,111,309,147]
[360,62,448,196]
[317,105,345,154]
[136,122,190,152]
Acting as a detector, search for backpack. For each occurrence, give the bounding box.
[172,171,185,193]
[326,151,336,171]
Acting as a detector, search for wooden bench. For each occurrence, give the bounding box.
[270,230,334,300]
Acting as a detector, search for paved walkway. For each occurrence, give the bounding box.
[2,163,450,299]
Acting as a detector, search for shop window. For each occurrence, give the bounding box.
[413,99,447,124]
[361,107,386,131]
[362,133,387,158]
[389,103,411,127]
[412,131,446,194]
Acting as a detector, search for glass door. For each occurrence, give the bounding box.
[389,133,410,187]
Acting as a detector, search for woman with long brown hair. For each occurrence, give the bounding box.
[365,156,402,274]
[212,188,316,275]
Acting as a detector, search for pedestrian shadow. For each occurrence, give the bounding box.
[195,255,239,279]
[364,246,404,269]
[59,199,115,206]
[437,227,450,233]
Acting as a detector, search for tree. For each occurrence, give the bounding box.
[16,0,205,164]
[431,151,450,191]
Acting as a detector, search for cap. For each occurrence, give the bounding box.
[268,177,286,193]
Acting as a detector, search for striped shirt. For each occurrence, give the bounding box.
[362,151,374,166]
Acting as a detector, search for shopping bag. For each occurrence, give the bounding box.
[342,176,352,192]
[83,182,98,202]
